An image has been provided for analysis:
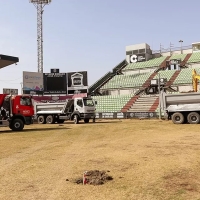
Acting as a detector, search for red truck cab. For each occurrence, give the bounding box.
[0,94,34,131]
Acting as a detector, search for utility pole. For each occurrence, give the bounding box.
[29,0,52,73]
[170,42,174,56]
[158,73,161,120]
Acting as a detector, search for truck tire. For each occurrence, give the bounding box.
[187,112,200,124]
[84,119,89,123]
[38,115,46,124]
[46,115,55,124]
[11,119,24,131]
[74,115,79,124]
[172,112,184,124]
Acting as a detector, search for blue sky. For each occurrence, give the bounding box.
[0,0,200,93]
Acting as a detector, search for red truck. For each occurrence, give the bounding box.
[0,94,34,131]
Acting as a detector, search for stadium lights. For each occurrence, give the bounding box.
[179,40,183,54]
[29,0,52,73]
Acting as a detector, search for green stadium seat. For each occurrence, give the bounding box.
[124,56,167,70]
[93,94,132,112]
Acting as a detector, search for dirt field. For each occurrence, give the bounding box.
[1,119,200,200]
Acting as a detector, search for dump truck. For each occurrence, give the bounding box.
[0,94,34,131]
[160,90,200,124]
[34,96,96,124]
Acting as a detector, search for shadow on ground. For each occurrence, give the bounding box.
[0,127,70,134]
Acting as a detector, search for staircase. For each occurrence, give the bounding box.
[128,95,158,112]
[142,72,157,88]
[180,53,192,66]
[149,97,159,112]
[158,56,171,70]
[165,70,181,87]
[121,95,139,112]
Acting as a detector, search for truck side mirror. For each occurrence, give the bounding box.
[95,101,97,105]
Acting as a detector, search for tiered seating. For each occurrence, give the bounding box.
[169,53,187,61]
[124,56,167,70]
[112,59,127,74]
[187,52,200,63]
[89,72,113,94]
[101,72,152,89]
[173,68,193,85]
[156,70,176,81]
[93,94,132,112]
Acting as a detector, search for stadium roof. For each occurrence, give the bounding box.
[0,54,19,69]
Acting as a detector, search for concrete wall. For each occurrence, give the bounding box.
[178,85,193,92]
[126,43,150,52]
[124,67,156,75]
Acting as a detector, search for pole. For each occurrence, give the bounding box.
[158,73,161,120]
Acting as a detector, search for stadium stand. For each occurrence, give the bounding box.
[89,72,114,95]
[93,94,132,112]
[180,53,192,66]
[89,41,200,118]
[170,53,187,61]
[187,52,200,63]
[165,70,181,87]
[89,60,127,95]
[124,56,167,70]
[127,95,159,112]
[101,72,152,89]
[173,68,193,85]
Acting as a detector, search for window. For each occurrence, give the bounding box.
[83,99,94,106]
[20,97,31,106]
[77,99,83,107]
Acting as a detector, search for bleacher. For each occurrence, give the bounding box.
[101,72,152,89]
[93,94,132,112]
[124,56,167,70]
[169,53,187,61]
[89,72,113,94]
[187,52,200,63]
[156,70,176,81]
[173,68,193,85]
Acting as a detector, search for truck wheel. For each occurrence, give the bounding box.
[38,116,46,124]
[172,112,184,124]
[11,119,24,131]
[187,112,200,124]
[84,119,89,123]
[46,115,55,124]
[74,115,79,124]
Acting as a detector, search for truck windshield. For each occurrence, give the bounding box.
[83,99,94,106]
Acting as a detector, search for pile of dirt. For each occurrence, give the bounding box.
[74,170,113,185]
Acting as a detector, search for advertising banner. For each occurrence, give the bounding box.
[67,71,88,94]
[23,71,43,94]
[3,88,18,95]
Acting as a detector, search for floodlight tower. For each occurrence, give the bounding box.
[30,0,52,73]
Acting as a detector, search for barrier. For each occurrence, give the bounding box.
[95,112,157,119]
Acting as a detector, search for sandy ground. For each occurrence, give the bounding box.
[1,119,200,200]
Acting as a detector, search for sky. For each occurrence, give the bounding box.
[0,0,200,93]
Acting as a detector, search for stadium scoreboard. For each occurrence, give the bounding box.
[43,72,67,94]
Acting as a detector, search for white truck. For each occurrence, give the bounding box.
[160,91,200,124]
[33,97,96,124]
